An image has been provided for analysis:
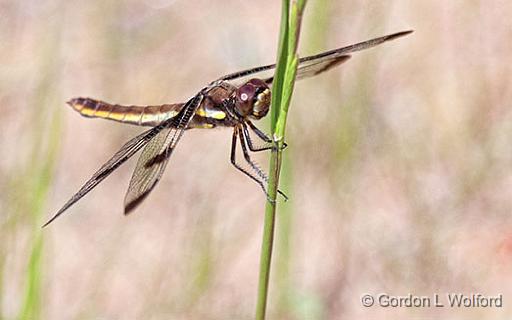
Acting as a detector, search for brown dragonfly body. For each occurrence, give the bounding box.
[68,81,253,129]
[44,30,412,226]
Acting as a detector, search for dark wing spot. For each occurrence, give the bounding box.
[124,189,152,215]
[144,150,170,168]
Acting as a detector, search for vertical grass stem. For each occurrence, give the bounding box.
[255,1,307,319]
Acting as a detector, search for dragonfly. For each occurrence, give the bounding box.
[43,30,412,227]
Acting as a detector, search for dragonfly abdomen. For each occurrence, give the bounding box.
[68,98,182,126]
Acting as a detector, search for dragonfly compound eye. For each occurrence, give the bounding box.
[235,79,270,119]
[235,83,256,117]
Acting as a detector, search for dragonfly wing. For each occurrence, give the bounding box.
[218,30,412,84]
[123,127,173,214]
[263,55,351,84]
[293,30,412,66]
[43,94,202,227]
[43,120,171,227]
[123,94,204,214]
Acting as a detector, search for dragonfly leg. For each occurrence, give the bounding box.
[246,121,287,151]
[230,127,272,201]
[239,127,289,202]
[242,122,272,152]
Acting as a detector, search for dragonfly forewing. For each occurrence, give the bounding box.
[42,121,170,227]
[43,95,202,226]
[124,94,204,214]
[263,55,351,84]
[219,30,412,85]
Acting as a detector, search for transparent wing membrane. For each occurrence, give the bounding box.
[219,30,412,84]
[43,95,202,226]
[263,55,351,84]
[123,94,202,214]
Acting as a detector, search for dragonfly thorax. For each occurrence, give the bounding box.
[235,78,270,120]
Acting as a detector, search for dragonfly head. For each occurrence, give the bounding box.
[235,79,271,120]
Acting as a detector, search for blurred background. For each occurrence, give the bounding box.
[1,0,512,319]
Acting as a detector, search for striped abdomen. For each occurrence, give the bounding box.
[68,97,183,127]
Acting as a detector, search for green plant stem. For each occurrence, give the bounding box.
[18,14,64,318]
[255,1,307,319]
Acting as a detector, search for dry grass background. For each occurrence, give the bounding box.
[1,0,512,319]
